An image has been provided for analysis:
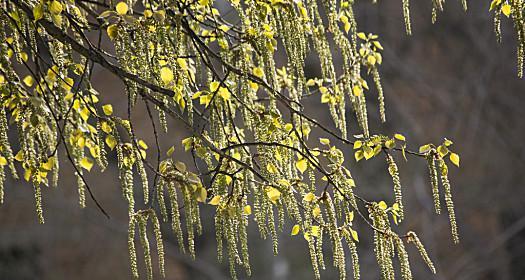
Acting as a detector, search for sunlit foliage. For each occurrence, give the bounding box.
[0,0,515,278]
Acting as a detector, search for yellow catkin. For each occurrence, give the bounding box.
[407,231,436,274]
[438,159,459,244]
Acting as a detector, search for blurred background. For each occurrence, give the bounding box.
[1,0,525,279]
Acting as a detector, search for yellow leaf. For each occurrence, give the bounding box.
[357,32,367,40]
[419,144,431,153]
[350,228,359,242]
[252,67,264,78]
[266,163,278,174]
[367,55,376,65]
[102,104,113,116]
[394,133,406,141]
[349,211,354,222]
[80,157,94,171]
[115,2,129,15]
[291,225,300,236]
[42,157,55,171]
[23,75,34,87]
[177,58,188,70]
[385,139,395,149]
[209,195,221,205]
[218,87,231,101]
[101,121,112,133]
[49,1,63,15]
[107,24,118,40]
[449,152,460,167]
[244,205,252,215]
[15,150,24,161]
[392,203,400,211]
[33,4,44,21]
[319,138,330,145]
[105,135,117,150]
[196,187,207,203]
[160,67,174,84]
[267,187,281,204]
[321,93,331,103]
[167,146,175,156]
[0,156,7,166]
[296,158,308,173]
[210,81,220,92]
[353,140,362,149]
[304,192,315,202]
[378,201,388,210]
[313,206,321,217]
[306,79,316,87]
[352,85,362,96]
[354,150,364,162]
[138,140,148,150]
[501,4,511,17]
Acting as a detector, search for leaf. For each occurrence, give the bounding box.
[209,195,221,205]
[295,158,308,173]
[33,4,44,21]
[449,152,460,167]
[267,187,281,204]
[244,205,252,215]
[196,187,207,203]
[501,4,511,17]
[102,104,113,116]
[0,156,7,166]
[304,192,315,202]
[378,201,388,210]
[253,67,264,78]
[385,139,395,149]
[394,133,406,141]
[167,146,175,156]
[354,150,364,162]
[291,225,300,236]
[352,85,362,96]
[105,135,117,150]
[177,58,188,71]
[321,93,331,103]
[210,81,220,92]
[353,140,362,149]
[160,67,174,84]
[15,151,23,161]
[419,144,431,153]
[490,0,502,11]
[107,24,118,40]
[115,2,129,15]
[367,55,377,65]
[49,1,63,14]
[437,145,449,158]
[266,163,278,174]
[80,157,94,171]
[312,206,321,217]
[350,228,359,242]
[138,140,148,150]
[23,75,34,87]
[319,138,330,145]
[357,32,367,40]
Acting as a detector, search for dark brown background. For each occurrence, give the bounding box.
[1,1,524,279]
